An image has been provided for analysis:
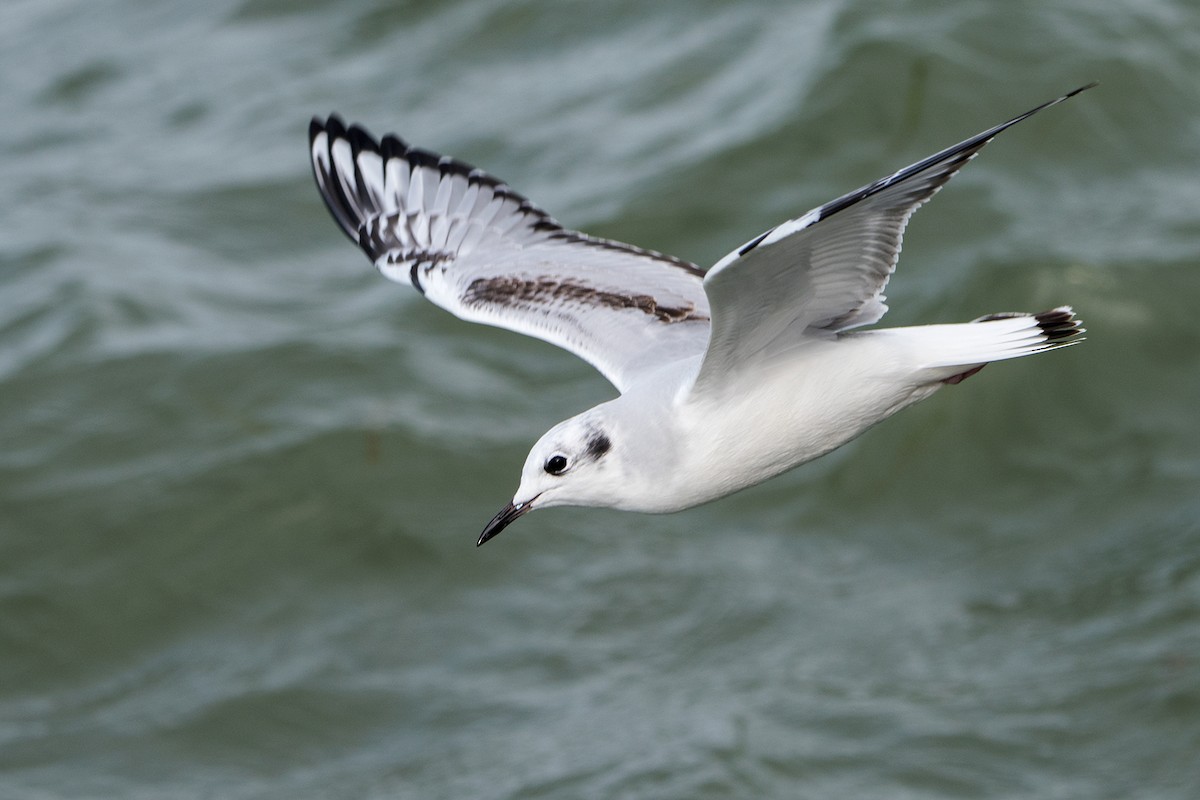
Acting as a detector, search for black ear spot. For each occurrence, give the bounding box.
[586,433,611,459]
[545,455,569,475]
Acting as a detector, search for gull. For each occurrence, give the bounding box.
[309,84,1091,546]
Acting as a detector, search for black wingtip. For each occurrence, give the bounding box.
[380,133,409,160]
[308,113,367,247]
[1015,83,1098,126]
[1065,81,1100,99]
[788,84,1098,235]
[346,122,380,155]
[323,113,347,141]
[309,114,346,144]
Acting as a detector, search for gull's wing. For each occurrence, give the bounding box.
[689,84,1095,397]
[310,116,710,393]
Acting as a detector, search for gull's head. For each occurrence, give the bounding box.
[477,412,620,546]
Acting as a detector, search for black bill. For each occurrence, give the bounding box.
[477,500,533,546]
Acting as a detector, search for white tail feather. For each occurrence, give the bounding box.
[912,306,1084,374]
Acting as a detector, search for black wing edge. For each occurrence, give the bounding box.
[308,114,360,245]
[308,114,707,276]
[736,82,1098,258]
[307,114,543,255]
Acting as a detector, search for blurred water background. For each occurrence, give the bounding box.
[2,1,1199,797]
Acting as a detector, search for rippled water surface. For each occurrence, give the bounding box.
[3,1,1199,797]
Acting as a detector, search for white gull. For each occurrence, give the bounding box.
[309,84,1092,545]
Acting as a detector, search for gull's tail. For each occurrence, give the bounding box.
[910,306,1085,383]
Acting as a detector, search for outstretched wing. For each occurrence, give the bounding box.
[309,117,710,393]
[690,84,1095,396]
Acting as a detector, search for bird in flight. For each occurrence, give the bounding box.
[309,84,1090,546]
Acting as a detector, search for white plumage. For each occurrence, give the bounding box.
[309,85,1091,544]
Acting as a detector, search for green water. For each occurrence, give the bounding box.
[3,1,1199,797]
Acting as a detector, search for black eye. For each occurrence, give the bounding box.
[544,455,569,475]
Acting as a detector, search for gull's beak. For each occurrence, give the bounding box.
[477,499,534,546]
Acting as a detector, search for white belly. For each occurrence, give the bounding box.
[664,333,939,509]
